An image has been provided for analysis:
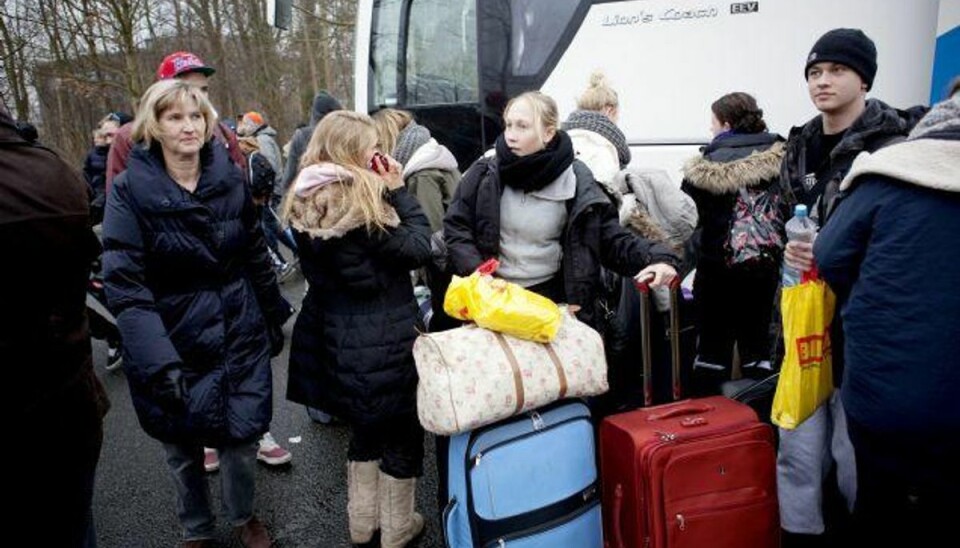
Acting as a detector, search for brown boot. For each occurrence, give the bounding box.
[182,541,209,548]
[379,472,424,548]
[235,515,272,548]
[347,460,380,543]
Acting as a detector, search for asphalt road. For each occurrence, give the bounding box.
[92,272,444,547]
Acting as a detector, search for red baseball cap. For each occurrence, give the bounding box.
[156,51,216,81]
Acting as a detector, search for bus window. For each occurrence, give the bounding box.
[371,0,402,107]
[510,0,580,76]
[406,0,478,105]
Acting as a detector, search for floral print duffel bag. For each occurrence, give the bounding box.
[413,307,608,435]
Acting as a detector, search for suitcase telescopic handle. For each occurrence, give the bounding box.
[633,275,683,406]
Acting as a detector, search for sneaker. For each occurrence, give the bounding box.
[203,448,219,473]
[257,432,292,466]
[105,343,123,371]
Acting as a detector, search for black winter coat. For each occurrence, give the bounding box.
[103,143,287,445]
[681,132,785,266]
[780,99,925,222]
[444,157,680,327]
[286,187,432,425]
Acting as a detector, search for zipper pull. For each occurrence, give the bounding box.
[473,453,482,469]
[498,539,506,547]
[530,411,545,431]
[676,513,686,531]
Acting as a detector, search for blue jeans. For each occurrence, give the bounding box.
[262,203,297,256]
[163,440,258,540]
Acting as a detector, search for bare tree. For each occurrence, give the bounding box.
[0,0,357,164]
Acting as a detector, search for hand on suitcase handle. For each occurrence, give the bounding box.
[633,264,680,292]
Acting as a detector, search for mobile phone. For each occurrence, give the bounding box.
[370,152,387,174]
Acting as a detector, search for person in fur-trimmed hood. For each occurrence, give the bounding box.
[681,92,785,392]
[561,71,631,189]
[373,108,460,232]
[282,110,432,548]
[813,97,960,547]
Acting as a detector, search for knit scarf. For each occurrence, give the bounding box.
[394,121,432,166]
[561,110,632,167]
[495,130,575,193]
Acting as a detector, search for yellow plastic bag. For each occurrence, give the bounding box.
[771,278,836,429]
[443,259,562,342]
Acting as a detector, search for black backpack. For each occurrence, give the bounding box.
[247,150,276,199]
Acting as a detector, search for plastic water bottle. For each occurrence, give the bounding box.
[782,204,818,287]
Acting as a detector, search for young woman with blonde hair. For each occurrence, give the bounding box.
[445,90,680,326]
[283,110,432,548]
[561,71,632,185]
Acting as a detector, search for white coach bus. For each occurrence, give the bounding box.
[352,0,959,180]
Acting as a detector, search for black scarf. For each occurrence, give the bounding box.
[495,130,575,192]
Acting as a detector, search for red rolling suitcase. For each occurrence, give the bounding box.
[600,278,779,548]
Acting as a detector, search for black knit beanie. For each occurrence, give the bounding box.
[310,91,342,125]
[805,28,877,90]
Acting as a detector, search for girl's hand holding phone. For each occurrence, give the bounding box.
[372,152,404,190]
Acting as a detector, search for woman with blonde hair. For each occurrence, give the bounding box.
[561,71,631,186]
[283,110,432,548]
[102,79,290,547]
[372,108,459,232]
[445,90,680,326]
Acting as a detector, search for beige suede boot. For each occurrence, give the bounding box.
[378,472,425,548]
[347,460,380,544]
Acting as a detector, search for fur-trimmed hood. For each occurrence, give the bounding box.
[286,163,399,240]
[683,141,785,195]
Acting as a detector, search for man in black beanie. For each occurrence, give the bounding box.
[775,28,926,548]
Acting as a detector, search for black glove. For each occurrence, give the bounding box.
[268,322,285,358]
[153,367,188,415]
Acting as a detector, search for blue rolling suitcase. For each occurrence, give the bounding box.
[443,400,602,547]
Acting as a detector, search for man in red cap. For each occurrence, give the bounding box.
[105,51,245,189]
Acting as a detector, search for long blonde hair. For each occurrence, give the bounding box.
[576,71,619,112]
[371,108,413,157]
[283,111,394,233]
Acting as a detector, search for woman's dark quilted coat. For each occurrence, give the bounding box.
[103,142,287,445]
[286,188,432,425]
